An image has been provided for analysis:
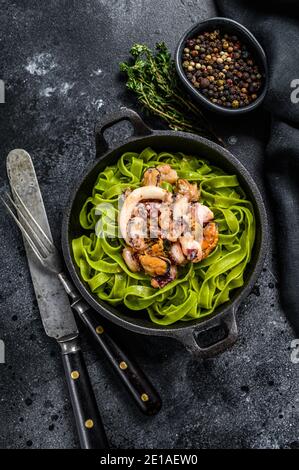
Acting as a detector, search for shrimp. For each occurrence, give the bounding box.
[143,164,178,186]
[159,203,178,241]
[194,203,214,226]
[157,164,178,184]
[175,178,200,202]
[179,233,203,262]
[122,247,141,272]
[173,195,189,221]
[145,202,161,239]
[179,206,216,262]
[201,222,219,259]
[127,216,148,252]
[169,242,187,265]
[142,167,161,186]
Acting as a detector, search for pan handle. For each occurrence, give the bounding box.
[175,309,238,359]
[95,107,152,157]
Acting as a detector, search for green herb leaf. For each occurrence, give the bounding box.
[120,42,223,145]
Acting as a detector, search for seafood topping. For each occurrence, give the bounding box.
[175,178,200,202]
[151,265,177,289]
[139,255,170,277]
[119,185,168,244]
[122,247,141,272]
[120,165,218,288]
[157,164,178,184]
[142,164,178,186]
[142,167,161,186]
[169,242,187,266]
[202,222,219,259]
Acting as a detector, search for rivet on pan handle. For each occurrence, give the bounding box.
[95,107,152,157]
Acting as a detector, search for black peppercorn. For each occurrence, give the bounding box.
[200,77,210,88]
[181,29,263,108]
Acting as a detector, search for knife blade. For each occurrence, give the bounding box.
[7,149,78,341]
[6,149,108,449]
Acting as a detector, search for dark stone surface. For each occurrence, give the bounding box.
[0,0,298,449]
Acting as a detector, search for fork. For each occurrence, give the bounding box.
[1,190,162,416]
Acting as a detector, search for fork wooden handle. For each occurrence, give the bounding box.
[80,308,162,416]
[60,338,109,449]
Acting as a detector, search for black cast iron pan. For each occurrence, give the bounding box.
[62,108,268,359]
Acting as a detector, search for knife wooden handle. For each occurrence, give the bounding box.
[57,272,162,416]
[80,308,162,416]
[60,339,109,449]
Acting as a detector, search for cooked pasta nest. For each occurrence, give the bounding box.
[72,147,255,325]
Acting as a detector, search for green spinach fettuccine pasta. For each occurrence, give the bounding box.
[72,147,255,325]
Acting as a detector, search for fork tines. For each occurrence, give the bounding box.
[0,189,54,262]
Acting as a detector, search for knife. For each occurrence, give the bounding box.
[7,149,108,449]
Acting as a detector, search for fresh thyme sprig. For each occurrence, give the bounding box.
[120,42,223,145]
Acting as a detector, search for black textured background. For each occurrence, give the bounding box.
[0,0,298,449]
